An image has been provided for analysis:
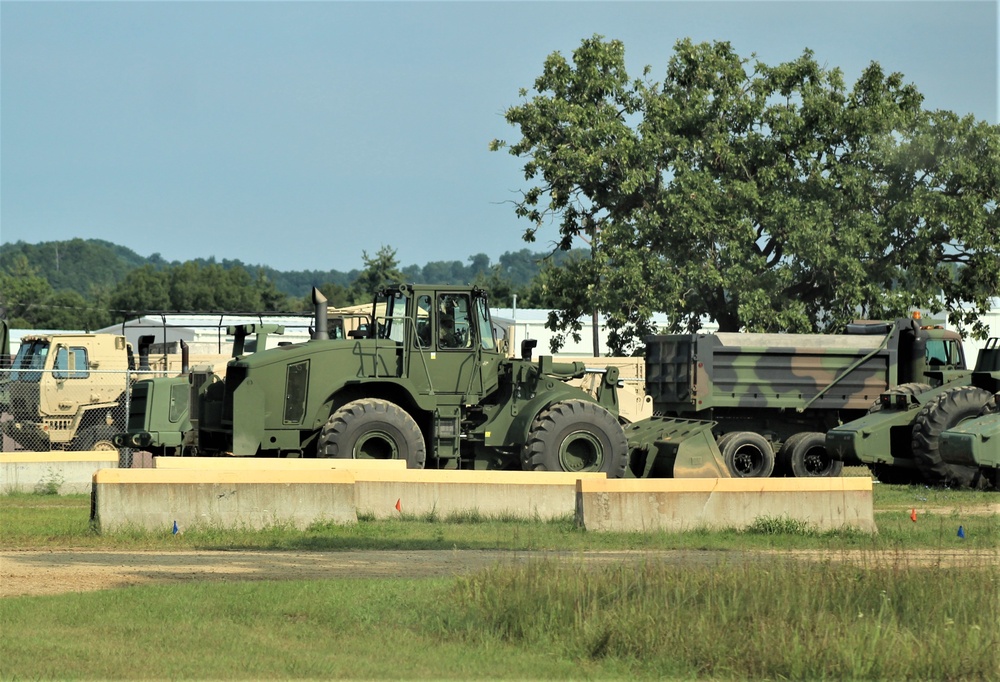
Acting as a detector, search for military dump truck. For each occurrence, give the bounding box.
[624,317,970,479]
[940,388,1000,489]
[114,323,285,456]
[826,337,999,488]
[141,284,637,476]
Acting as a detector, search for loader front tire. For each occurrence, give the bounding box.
[721,431,775,478]
[319,398,426,469]
[912,387,991,488]
[522,400,628,478]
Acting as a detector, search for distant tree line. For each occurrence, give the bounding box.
[0,238,578,330]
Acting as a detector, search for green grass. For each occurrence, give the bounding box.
[1,486,997,680]
[2,560,997,679]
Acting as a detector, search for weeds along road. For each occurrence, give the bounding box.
[3,547,998,598]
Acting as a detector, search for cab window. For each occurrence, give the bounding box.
[415,295,432,347]
[475,296,496,351]
[374,291,407,343]
[437,294,472,349]
[11,340,50,382]
[53,347,89,379]
[925,339,962,367]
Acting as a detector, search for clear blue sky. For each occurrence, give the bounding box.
[2,1,997,274]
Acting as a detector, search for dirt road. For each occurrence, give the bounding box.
[3,547,997,598]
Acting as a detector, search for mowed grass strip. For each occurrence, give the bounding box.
[1,558,997,679]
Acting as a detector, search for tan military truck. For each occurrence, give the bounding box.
[0,333,229,452]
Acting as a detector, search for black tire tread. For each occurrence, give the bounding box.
[911,386,991,488]
[522,400,628,478]
[319,398,426,468]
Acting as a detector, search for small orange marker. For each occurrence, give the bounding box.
[910,508,917,522]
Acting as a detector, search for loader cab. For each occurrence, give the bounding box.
[373,285,501,399]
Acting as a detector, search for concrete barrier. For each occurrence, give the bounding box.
[355,470,606,520]
[575,477,876,533]
[92,468,357,533]
[1,451,120,494]
[154,456,407,471]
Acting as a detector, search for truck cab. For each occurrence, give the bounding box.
[2,333,134,450]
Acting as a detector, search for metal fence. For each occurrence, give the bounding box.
[0,368,177,467]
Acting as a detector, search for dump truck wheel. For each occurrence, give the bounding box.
[780,432,843,478]
[522,400,628,478]
[867,383,933,413]
[319,398,426,469]
[721,431,775,478]
[74,426,117,451]
[911,386,992,488]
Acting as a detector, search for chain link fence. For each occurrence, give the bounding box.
[0,368,175,467]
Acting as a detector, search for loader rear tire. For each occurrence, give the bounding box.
[779,432,843,478]
[911,386,992,488]
[319,398,426,469]
[721,431,775,478]
[522,400,628,478]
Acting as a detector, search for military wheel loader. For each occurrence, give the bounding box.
[167,285,634,476]
[826,337,1000,488]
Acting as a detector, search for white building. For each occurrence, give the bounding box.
[95,314,316,355]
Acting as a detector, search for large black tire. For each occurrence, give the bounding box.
[721,431,775,478]
[778,432,843,478]
[867,383,933,414]
[522,400,628,478]
[73,425,117,451]
[319,398,426,469]
[911,386,992,488]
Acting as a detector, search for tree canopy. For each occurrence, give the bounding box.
[491,36,1000,354]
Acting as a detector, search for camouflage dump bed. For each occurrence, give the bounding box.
[646,333,897,414]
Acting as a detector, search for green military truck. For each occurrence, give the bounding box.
[940,388,1000,490]
[826,337,999,488]
[624,317,970,479]
[130,285,637,476]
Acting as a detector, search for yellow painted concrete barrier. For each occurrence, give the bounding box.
[575,477,876,533]
[354,469,607,520]
[155,456,407,471]
[92,468,357,533]
[1,451,119,494]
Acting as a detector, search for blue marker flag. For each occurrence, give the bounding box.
[172,520,179,535]
[957,525,965,540]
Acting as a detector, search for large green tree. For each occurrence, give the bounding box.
[491,36,1000,354]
